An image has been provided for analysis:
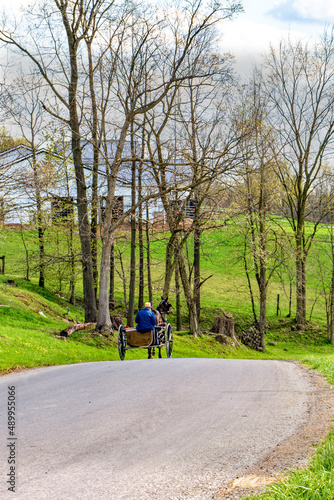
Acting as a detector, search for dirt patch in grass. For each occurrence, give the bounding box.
[214,364,334,499]
[0,365,31,376]
[65,328,117,349]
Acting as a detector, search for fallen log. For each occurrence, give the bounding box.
[59,322,97,338]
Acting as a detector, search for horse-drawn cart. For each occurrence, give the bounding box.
[118,297,173,361]
[117,322,173,360]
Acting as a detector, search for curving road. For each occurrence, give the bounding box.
[0,358,315,499]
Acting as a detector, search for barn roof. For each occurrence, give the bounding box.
[0,143,192,188]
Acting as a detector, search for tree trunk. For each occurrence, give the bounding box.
[20,224,30,281]
[259,266,266,350]
[87,40,99,300]
[211,315,240,346]
[146,202,153,305]
[32,148,45,288]
[295,231,306,327]
[258,195,267,350]
[36,175,44,288]
[243,238,258,325]
[109,241,115,310]
[96,231,113,331]
[69,224,76,305]
[60,322,97,337]
[163,232,177,297]
[38,223,45,288]
[330,245,334,343]
[174,247,182,331]
[72,132,97,322]
[97,118,131,330]
[127,130,136,327]
[288,281,292,318]
[188,300,199,337]
[177,245,199,337]
[193,221,200,323]
[138,159,144,310]
[66,24,96,322]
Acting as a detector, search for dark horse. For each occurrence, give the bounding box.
[148,296,172,359]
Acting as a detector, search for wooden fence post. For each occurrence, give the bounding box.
[276,294,280,316]
[0,256,5,274]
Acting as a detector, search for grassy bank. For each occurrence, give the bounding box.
[1,274,334,374]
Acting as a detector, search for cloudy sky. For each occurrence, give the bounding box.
[2,0,333,72]
[221,0,334,70]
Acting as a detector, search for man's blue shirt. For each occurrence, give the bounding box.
[135,308,156,332]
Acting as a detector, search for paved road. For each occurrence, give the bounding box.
[0,358,314,499]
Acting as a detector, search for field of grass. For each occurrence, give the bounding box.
[244,430,334,499]
[1,219,333,328]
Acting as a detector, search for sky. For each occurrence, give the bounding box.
[1,0,333,74]
[220,0,334,72]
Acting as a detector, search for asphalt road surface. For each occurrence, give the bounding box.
[0,358,315,499]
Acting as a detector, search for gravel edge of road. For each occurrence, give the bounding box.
[214,361,334,500]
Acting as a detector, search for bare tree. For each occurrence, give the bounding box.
[127,120,138,326]
[0,0,242,331]
[176,49,236,324]
[234,108,281,348]
[262,32,334,327]
[145,65,240,335]
[0,75,53,287]
[96,0,242,331]
[0,0,118,320]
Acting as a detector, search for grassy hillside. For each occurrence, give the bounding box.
[2,220,332,327]
[1,268,334,375]
[0,273,249,373]
[0,273,277,373]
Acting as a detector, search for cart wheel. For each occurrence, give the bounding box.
[166,324,173,358]
[118,326,126,360]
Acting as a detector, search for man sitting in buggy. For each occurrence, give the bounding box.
[135,302,157,333]
[118,297,173,360]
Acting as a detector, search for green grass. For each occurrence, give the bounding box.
[244,431,334,499]
[0,273,253,371]
[1,221,332,327]
[0,275,119,372]
[3,270,333,373]
[2,222,334,371]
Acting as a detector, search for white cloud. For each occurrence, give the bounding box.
[220,19,308,74]
[293,0,334,19]
[269,0,334,23]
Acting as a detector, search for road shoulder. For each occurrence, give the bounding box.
[215,363,334,499]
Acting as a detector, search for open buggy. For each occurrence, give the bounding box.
[117,297,173,360]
